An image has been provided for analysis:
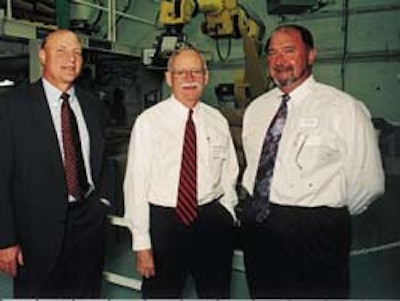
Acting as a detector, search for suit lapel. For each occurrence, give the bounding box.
[29,81,65,173]
[29,82,103,186]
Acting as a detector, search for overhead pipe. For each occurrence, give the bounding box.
[107,0,115,41]
[71,0,155,26]
[6,0,12,19]
[340,0,349,90]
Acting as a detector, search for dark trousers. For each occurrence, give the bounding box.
[142,200,235,299]
[243,203,351,299]
[14,199,107,298]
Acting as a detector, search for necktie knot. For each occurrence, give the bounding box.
[61,92,70,102]
[282,94,290,103]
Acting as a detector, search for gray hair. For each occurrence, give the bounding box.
[167,46,208,72]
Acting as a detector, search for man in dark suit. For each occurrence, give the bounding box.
[0,29,111,298]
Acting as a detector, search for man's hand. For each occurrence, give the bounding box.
[0,245,24,277]
[136,249,155,279]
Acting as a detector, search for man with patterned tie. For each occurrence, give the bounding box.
[0,29,111,298]
[240,24,384,299]
[124,47,239,298]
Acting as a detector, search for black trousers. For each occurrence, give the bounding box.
[142,200,235,299]
[242,203,351,299]
[14,199,107,298]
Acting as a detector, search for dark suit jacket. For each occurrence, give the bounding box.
[0,80,110,280]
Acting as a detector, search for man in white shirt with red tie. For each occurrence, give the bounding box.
[240,24,384,299]
[124,47,239,299]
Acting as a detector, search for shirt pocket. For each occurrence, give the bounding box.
[208,136,228,161]
[294,132,340,173]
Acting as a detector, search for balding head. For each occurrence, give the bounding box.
[39,29,83,92]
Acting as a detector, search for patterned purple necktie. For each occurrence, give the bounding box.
[253,94,290,221]
[61,92,88,201]
[176,110,198,225]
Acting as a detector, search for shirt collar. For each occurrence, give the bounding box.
[283,75,315,105]
[170,94,201,119]
[42,78,76,107]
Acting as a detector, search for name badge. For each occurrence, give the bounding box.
[299,117,319,128]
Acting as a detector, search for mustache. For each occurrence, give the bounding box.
[180,82,202,88]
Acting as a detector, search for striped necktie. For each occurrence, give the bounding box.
[176,109,198,225]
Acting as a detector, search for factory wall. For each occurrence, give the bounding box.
[63,0,400,122]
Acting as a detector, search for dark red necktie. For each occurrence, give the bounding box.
[176,109,198,225]
[61,92,88,201]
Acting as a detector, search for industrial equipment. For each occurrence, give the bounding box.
[267,0,321,15]
[1,0,56,25]
[147,0,265,67]
[144,0,267,106]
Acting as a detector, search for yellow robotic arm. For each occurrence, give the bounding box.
[159,0,223,26]
[158,0,263,42]
[153,0,267,102]
[201,0,263,41]
[152,0,223,66]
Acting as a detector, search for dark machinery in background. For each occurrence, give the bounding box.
[149,0,265,66]
[0,0,56,24]
[267,0,325,15]
[0,0,327,107]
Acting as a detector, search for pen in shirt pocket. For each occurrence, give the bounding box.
[294,132,308,170]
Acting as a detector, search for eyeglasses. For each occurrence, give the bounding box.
[170,69,205,78]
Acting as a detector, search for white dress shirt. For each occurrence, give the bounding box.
[124,95,239,251]
[42,78,94,200]
[242,75,384,215]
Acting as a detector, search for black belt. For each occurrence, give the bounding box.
[150,196,223,212]
[67,200,85,209]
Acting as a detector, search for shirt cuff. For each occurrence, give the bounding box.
[100,198,111,207]
[132,233,152,251]
[219,198,238,222]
